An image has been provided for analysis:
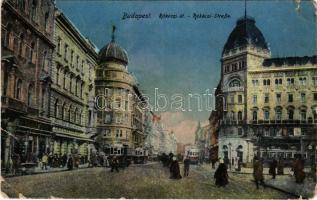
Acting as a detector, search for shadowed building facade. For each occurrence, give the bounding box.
[49,10,98,159]
[1,0,55,168]
[217,15,317,166]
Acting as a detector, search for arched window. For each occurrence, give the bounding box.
[238,111,243,121]
[229,79,241,87]
[231,111,235,121]
[275,109,282,121]
[54,99,59,118]
[264,110,270,120]
[27,84,33,106]
[288,109,294,120]
[15,79,22,99]
[300,109,306,121]
[253,111,257,121]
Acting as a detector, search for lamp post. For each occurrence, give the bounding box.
[246,138,251,164]
[228,142,232,170]
[308,144,316,181]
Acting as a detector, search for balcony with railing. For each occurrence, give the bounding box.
[249,119,316,125]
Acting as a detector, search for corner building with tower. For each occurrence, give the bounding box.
[217,15,317,166]
[95,28,148,155]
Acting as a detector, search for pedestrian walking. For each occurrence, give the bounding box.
[183,156,190,177]
[277,157,284,175]
[253,157,265,189]
[293,158,305,184]
[269,158,277,179]
[110,156,119,172]
[42,153,48,170]
[170,156,182,179]
[67,155,73,170]
[214,158,229,187]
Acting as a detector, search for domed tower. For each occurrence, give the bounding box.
[218,13,271,164]
[95,25,137,152]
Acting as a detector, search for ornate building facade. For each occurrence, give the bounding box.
[95,27,147,153]
[1,0,55,168]
[49,10,97,159]
[217,15,317,166]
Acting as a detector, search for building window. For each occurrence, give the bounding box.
[44,12,49,32]
[288,94,293,103]
[57,38,61,54]
[312,77,317,86]
[287,78,294,86]
[18,34,24,56]
[253,95,257,104]
[230,95,234,104]
[253,111,257,121]
[229,79,241,87]
[238,95,242,103]
[263,79,270,86]
[64,44,68,60]
[61,103,66,120]
[76,56,79,68]
[275,109,282,121]
[264,94,269,103]
[80,83,84,98]
[104,129,111,137]
[81,60,84,72]
[63,71,67,89]
[238,128,243,136]
[104,112,112,124]
[314,93,317,101]
[264,110,270,121]
[238,111,242,121]
[300,110,306,121]
[27,84,33,106]
[30,0,37,21]
[276,93,281,103]
[15,79,22,99]
[29,42,35,62]
[288,110,294,120]
[55,99,59,118]
[231,111,235,121]
[252,80,259,86]
[299,77,306,86]
[275,78,282,85]
[70,50,74,66]
[301,93,306,103]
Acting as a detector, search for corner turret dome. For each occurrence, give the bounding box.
[98,25,128,65]
[222,16,269,55]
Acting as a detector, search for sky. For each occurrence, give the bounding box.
[56,0,316,144]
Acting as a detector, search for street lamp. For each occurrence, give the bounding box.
[228,142,232,170]
[246,138,251,164]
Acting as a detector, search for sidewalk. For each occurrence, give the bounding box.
[264,175,316,198]
[198,163,316,198]
[3,163,90,177]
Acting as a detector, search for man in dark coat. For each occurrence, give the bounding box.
[293,158,305,183]
[269,158,278,179]
[253,157,265,189]
[110,156,119,172]
[67,155,73,170]
[277,157,284,175]
[170,156,182,179]
[214,159,229,187]
[183,156,190,177]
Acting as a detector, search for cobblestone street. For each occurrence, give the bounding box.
[2,162,294,199]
